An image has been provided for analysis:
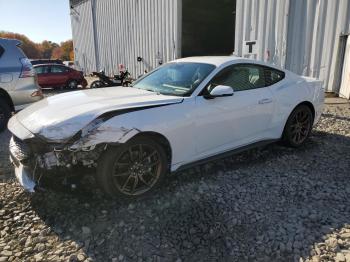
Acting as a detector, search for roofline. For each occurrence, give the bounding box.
[0,38,22,46]
[174,56,286,71]
[33,64,68,67]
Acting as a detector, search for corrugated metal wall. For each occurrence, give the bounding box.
[235,0,290,67]
[70,0,97,73]
[70,0,181,77]
[235,0,350,92]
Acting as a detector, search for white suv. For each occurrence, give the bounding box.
[0,38,43,131]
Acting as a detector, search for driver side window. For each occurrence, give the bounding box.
[206,64,266,93]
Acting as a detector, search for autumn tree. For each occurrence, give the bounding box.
[0,31,74,61]
[0,31,41,58]
[51,46,63,59]
[60,40,74,61]
[39,40,59,59]
[69,50,74,61]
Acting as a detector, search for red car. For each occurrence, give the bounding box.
[34,64,87,89]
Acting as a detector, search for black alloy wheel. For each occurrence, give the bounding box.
[97,137,168,198]
[283,105,313,147]
[113,143,162,195]
[90,80,104,88]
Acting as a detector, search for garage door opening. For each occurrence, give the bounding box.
[181,0,236,57]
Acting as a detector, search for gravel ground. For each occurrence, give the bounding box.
[0,95,349,262]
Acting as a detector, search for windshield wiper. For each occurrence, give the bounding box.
[141,88,161,95]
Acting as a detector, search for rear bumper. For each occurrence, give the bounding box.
[8,84,43,110]
[8,75,43,104]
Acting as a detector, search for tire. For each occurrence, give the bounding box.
[90,80,104,88]
[0,97,11,132]
[122,80,132,87]
[282,105,314,148]
[66,80,78,89]
[97,136,168,198]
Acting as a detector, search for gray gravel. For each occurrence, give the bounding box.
[0,96,349,262]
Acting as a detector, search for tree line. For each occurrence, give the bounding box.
[0,31,74,61]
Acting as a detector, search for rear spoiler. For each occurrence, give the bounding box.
[11,39,22,47]
[0,38,22,46]
[301,76,323,85]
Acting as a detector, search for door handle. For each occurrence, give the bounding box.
[258,98,273,104]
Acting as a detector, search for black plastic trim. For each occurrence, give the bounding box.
[174,139,278,172]
[98,100,184,121]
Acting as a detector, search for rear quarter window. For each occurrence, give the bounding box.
[264,68,285,86]
[51,66,69,73]
[35,66,50,74]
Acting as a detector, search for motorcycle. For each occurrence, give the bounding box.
[90,69,132,88]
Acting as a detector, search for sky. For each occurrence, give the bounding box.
[0,0,72,44]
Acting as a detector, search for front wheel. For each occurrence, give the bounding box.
[97,137,168,198]
[90,80,104,88]
[282,105,314,147]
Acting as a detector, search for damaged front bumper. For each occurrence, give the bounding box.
[13,163,36,192]
[7,113,143,192]
[10,155,36,192]
[9,135,106,192]
[9,136,36,192]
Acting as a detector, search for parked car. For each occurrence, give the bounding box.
[8,56,324,197]
[34,64,87,89]
[0,38,43,131]
[30,59,63,66]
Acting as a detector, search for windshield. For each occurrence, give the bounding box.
[132,62,216,96]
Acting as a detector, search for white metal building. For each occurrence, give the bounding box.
[70,0,350,98]
[69,0,235,77]
[234,0,350,98]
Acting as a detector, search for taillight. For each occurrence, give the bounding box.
[19,58,35,78]
[31,88,43,98]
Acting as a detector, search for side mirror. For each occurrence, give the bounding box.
[205,85,234,99]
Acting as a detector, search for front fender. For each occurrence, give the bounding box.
[70,125,141,149]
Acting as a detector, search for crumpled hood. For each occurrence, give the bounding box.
[13,87,183,141]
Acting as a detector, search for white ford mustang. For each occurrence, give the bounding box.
[8,56,324,197]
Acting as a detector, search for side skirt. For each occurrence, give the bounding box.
[173,139,279,173]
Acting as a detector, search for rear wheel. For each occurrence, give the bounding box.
[0,97,11,132]
[66,80,78,89]
[90,80,104,88]
[97,137,168,198]
[282,105,314,147]
[122,80,132,87]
